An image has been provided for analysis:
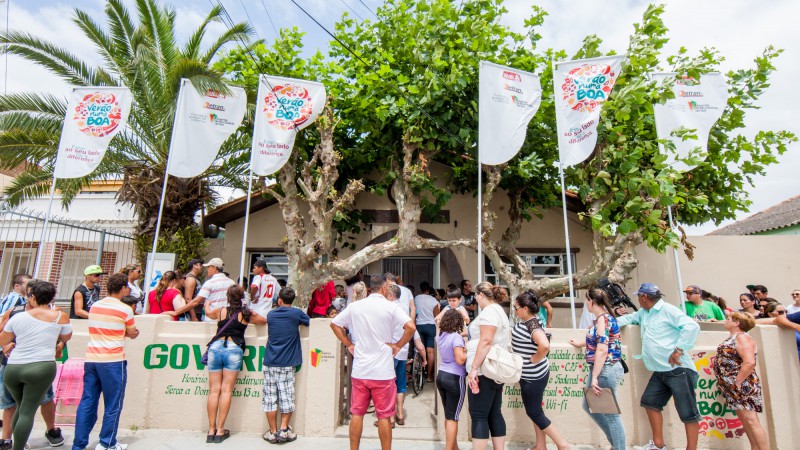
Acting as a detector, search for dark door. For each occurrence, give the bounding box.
[402,258,434,294]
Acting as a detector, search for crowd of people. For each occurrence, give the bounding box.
[0,258,797,450]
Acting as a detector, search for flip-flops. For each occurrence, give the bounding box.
[214,429,230,443]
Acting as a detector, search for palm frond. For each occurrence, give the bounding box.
[0,129,59,169]
[182,4,224,60]
[201,23,254,65]
[0,31,117,86]
[106,0,137,61]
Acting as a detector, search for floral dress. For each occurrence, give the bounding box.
[713,333,763,412]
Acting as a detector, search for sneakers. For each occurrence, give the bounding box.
[45,428,65,447]
[645,440,667,450]
[263,430,279,444]
[0,440,11,450]
[277,426,297,443]
[94,443,127,450]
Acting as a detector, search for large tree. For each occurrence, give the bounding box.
[216,1,794,306]
[0,0,253,266]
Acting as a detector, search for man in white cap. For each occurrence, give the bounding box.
[70,265,105,319]
[193,258,235,322]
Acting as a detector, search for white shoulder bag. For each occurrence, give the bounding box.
[480,305,523,384]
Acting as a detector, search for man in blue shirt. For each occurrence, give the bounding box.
[617,283,701,450]
[0,274,30,315]
[262,287,310,444]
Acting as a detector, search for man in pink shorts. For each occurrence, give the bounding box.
[331,274,416,450]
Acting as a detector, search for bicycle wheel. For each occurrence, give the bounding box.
[411,352,425,396]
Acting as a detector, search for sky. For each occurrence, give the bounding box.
[3,0,798,235]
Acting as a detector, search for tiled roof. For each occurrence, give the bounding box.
[709,194,800,235]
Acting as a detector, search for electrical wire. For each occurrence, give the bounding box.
[357,0,378,19]
[259,0,281,40]
[338,0,365,22]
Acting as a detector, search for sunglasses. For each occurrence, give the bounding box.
[513,305,522,311]
[776,310,787,315]
[792,293,800,297]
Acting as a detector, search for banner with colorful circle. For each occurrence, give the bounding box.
[553,56,624,167]
[250,75,327,176]
[54,87,132,178]
[652,73,728,172]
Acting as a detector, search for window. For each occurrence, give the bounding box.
[484,253,577,296]
[0,249,36,295]
[248,252,289,284]
[59,250,96,296]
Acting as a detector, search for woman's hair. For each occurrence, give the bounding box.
[352,281,367,301]
[711,295,727,311]
[739,293,756,303]
[446,288,462,299]
[28,280,56,306]
[730,311,756,332]
[515,290,540,315]
[475,281,502,303]
[586,288,616,317]
[439,309,464,334]
[155,271,178,300]
[119,263,140,276]
[763,302,784,316]
[437,288,446,299]
[226,285,251,322]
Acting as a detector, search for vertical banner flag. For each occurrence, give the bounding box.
[478,61,542,165]
[652,73,728,172]
[553,56,624,167]
[53,87,132,178]
[251,75,326,176]
[167,80,247,178]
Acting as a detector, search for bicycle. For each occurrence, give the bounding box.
[410,350,426,397]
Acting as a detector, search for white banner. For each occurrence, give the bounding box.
[251,75,326,176]
[167,79,247,178]
[478,61,542,165]
[652,73,728,172]
[53,87,132,178]
[554,56,625,167]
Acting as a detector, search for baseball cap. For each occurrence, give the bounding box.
[253,259,271,273]
[186,258,204,271]
[633,282,660,297]
[683,285,702,294]
[84,265,106,276]
[203,257,224,269]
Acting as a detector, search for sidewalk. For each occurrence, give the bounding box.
[20,424,683,450]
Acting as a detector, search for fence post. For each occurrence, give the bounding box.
[96,230,106,266]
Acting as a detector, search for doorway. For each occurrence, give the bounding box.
[381,257,434,293]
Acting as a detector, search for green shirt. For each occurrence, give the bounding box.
[617,300,700,373]
[683,300,725,322]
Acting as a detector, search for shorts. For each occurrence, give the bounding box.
[394,359,407,394]
[262,366,296,413]
[207,340,243,372]
[436,371,466,421]
[641,367,701,423]
[417,324,436,348]
[0,364,54,409]
[350,378,396,419]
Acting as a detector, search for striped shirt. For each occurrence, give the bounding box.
[86,297,135,363]
[199,273,235,322]
[511,320,549,380]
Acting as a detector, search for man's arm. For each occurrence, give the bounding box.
[712,304,726,321]
[776,313,800,332]
[615,309,641,328]
[299,311,311,326]
[673,308,701,352]
[330,322,354,355]
[543,300,553,328]
[388,320,416,356]
[125,313,139,339]
[408,296,416,323]
[184,278,198,321]
[72,291,89,319]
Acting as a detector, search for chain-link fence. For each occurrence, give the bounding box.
[0,205,136,301]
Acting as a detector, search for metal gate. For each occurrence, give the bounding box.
[0,206,136,301]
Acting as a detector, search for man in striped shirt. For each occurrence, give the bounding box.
[194,258,235,322]
[72,273,138,450]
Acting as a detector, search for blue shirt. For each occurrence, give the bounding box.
[786,311,800,360]
[0,292,25,315]
[263,306,310,368]
[617,299,700,373]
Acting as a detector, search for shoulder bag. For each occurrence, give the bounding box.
[201,313,237,366]
[480,305,523,384]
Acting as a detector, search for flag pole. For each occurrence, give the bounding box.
[145,80,187,310]
[32,175,58,281]
[667,206,687,313]
[238,170,254,286]
[552,59,577,329]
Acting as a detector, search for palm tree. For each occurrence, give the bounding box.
[0,0,252,260]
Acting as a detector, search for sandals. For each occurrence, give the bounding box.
[214,429,230,443]
[206,429,216,444]
[395,416,405,426]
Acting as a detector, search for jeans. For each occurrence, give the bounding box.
[582,361,625,450]
[72,361,128,450]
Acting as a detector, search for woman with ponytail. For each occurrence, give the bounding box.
[512,290,570,450]
[147,271,180,317]
[570,288,625,450]
[465,282,510,450]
